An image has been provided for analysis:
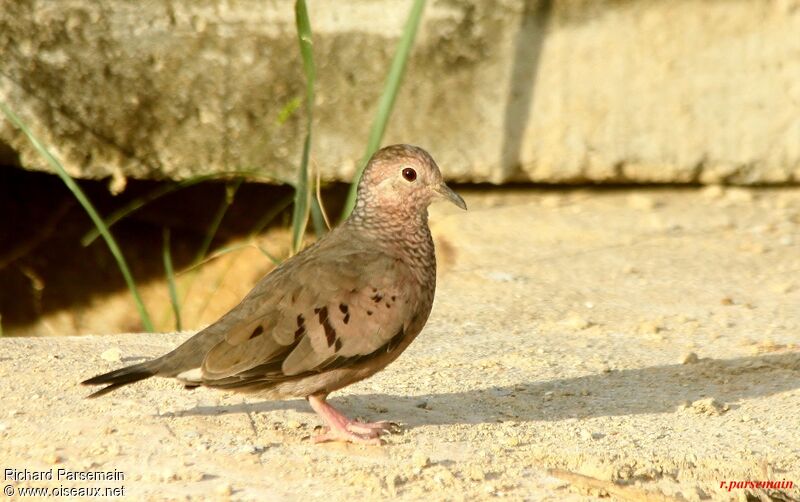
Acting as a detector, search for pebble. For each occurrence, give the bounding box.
[43,453,62,464]
[484,271,524,283]
[468,465,486,481]
[685,397,729,416]
[215,483,233,496]
[682,352,700,364]
[385,474,402,496]
[562,315,592,330]
[637,320,662,334]
[100,348,122,362]
[411,451,430,470]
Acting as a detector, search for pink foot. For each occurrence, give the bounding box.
[307,395,400,445]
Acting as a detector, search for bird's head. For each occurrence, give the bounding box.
[355,144,467,215]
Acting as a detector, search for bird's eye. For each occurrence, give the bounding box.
[402,167,417,182]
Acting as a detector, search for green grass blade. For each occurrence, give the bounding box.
[251,193,294,236]
[165,179,242,326]
[194,179,242,264]
[310,194,326,236]
[162,228,182,331]
[0,102,155,332]
[80,170,275,247]
[340,0,426,220]
[311,166,330,233]
[292,0,315,254]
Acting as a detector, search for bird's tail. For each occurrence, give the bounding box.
[81,361,159,398]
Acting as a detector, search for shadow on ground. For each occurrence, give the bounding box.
[167,351,800,427]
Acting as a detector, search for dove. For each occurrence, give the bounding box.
[82,144,466,445]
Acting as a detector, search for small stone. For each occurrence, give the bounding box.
[237,445,259,455]
[411,451,430,470]
[286,420,302,429]
[682,352,700,364]
[562,315,591,330]
[43,453,62,464]
[385,474,402,495]
[687,486,710,502]
[215,483,233,496]
[433,467,456,485]
[468,465,486,481]
[484,271,520,283]
[100,348,122,362]
[720,297,734,306]
[638,321,662,334]
[161,468,177,482]
[686,397,729,416]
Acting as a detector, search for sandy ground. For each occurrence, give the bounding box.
[1,187,799,501]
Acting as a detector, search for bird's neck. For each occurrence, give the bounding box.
[347,200,436,272]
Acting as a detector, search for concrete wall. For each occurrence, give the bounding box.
[1,0,799,186]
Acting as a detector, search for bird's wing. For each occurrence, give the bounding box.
[197,243,416,384]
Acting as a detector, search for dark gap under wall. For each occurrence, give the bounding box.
[0,165,353,333]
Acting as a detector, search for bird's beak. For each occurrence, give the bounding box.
[433,182,467,210]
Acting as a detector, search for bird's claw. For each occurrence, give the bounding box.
[312,427,383,446]
[346,420,402,435]
[310,420,400,445]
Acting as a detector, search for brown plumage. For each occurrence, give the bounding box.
[82,144,466,444]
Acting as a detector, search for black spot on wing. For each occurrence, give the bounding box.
[249,325,264,339]
[371,292,383,303]
[343,313,350,324]
[317,306,336,347]
[201,327,409,392]
[297,314,305,327]
[339,303,348,314]
[334,338,343,352]
[294,326,305,341]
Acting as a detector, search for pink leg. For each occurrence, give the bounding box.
[307,395,400,445]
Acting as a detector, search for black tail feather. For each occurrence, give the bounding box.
[82,363,156,398]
